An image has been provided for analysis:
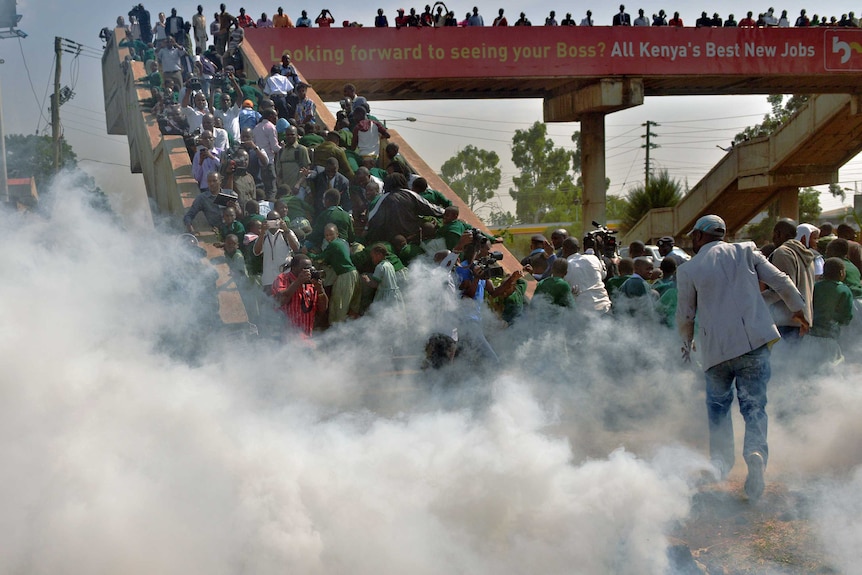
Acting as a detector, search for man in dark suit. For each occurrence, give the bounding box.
[612,4,631,25]
[165,8,186,42]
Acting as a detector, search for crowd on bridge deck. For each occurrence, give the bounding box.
[104,4,862,355]
[111,1,862,41]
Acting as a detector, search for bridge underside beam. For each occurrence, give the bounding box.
[543,78,644,123]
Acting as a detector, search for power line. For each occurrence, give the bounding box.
[78,157,130,167]
[18,37,53,133]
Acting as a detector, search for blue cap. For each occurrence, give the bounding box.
[687,215,726,237]
[276,117,290,133]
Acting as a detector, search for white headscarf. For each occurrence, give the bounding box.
[796,223,819,248]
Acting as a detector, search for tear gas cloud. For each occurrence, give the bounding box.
[2,178,862,573]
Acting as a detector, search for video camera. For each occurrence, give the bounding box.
[339,97,353,115]
[584,221,619,259]
[471,228,505,278]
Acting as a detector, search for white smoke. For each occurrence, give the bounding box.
[7,178,861,573]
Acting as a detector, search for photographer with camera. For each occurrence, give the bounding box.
[521,234,557,280]
[272,254,328,340]
[452,240,500,363]
[584,221,618,279]
[254,210,300,295]
[191,131,221,190]
[315,9,335,27]
[561,237,611,314]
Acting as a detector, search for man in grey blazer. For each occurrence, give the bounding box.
[676,215,809,502]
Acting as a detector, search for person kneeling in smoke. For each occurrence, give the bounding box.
[422,332,461,369]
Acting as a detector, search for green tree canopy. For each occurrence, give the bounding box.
[734,94,810,144]
[621,169,683,231]
[6,134,110,213]
[439,145,501,211]
[744,187,822,245]
[509,121,575,223]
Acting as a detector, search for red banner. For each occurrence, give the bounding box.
[245,27,862,80]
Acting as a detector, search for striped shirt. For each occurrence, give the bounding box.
[272,271,319,337]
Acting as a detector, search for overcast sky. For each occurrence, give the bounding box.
[4,0,861,221]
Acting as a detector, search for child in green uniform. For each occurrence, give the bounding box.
[214,207,245,248]
[309,223,359,324]
[534,259,575,307]
[810,257,854,363]
[361,243,405,310]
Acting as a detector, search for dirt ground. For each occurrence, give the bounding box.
[669,477,838,574]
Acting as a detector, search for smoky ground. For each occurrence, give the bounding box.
[1,179,861,574]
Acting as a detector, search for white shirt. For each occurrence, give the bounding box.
[183,106,208,134]
[215,104,241,142]
[212,127,229,152]
[255,229,297,286]
[565,253,611,313]
[264,74,294,96]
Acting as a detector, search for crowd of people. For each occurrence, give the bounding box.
[108,4,862,501]
[107,4,862,358]
[112,2,862,41]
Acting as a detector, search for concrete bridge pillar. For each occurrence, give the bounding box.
[776,187,799,221]
[544,78,643,237]
[581,113,607,232]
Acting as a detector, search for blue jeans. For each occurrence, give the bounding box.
[703,344,771,476]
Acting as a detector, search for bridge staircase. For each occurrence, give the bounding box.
[622,93,862,245]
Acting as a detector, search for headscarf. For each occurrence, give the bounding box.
[795,223,819,248]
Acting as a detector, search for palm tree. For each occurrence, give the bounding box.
[622,169,682,231]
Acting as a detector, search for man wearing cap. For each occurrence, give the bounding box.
[521,234,556,280]
[657,236,686,266]
[676,214,809,502]
[238,99,261,132]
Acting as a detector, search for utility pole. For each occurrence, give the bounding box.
[641,120,659,186]
[52,36,61,173]
[0,61,8,205]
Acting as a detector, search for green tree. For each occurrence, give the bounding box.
[6,134,110,213]
[745,187,822,244]
[620,169,683,231]
[509,121,575,223]
[734,94,810,144]
[799,186,822,223]
[6,134,76,191]
[606,194,627,222]
[487,209,516,228]
[439,145,501,211]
